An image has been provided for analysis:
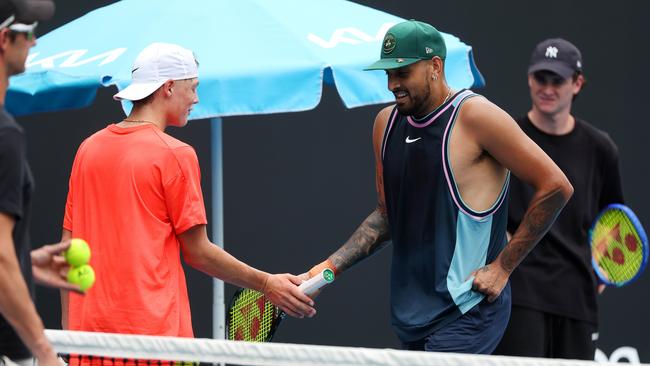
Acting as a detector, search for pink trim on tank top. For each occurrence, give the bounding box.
[441,91,507,221]
[382,109,399,160]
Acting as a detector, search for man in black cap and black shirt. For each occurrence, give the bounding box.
[0,0,84,365]
[494,38,624,359]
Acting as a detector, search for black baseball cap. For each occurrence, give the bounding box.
[528,38,582,79]
[0,0,54,27]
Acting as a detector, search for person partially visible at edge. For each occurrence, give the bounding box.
[0,0,86,365]
[61,42,316,336]
[494,38,624,360]
[304,20,573,354]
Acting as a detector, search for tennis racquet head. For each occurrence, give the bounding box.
[226,288,283,342]
[589,203,649,287]
[226,269,335,342]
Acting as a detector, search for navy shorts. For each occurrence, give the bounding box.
[402,283,511,354]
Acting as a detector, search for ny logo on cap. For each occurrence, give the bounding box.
[383,33,396,54]
[545,46,559,58]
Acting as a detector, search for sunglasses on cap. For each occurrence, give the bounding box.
[9,21,38,41]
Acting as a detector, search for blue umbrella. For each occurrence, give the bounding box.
[7,0,485,339]
[7,0,483,117]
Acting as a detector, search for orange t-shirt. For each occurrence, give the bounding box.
[63,124,207,337]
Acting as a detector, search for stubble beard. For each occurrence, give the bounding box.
[397,79,432,118]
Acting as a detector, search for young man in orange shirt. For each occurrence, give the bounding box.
[61,43,315,336]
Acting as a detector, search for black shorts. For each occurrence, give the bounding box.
[493,305,597,360]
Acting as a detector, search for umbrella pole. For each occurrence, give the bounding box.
[211,117,226,342]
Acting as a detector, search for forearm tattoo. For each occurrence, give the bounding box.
[329,209,391,273]
[500,188,568,272]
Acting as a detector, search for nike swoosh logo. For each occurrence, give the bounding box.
[405,136,422,143]
[131,67,140,73]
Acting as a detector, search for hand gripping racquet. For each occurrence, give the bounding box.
[227,268,335,342]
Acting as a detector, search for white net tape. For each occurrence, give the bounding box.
[46,330,645,366]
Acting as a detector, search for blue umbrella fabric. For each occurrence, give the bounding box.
[7,0,485,118]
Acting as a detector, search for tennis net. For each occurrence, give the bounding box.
[47,329,637,366]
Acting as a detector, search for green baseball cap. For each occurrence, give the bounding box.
[365,20,446,71]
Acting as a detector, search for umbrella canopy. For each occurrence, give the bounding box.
[7,0,484,118]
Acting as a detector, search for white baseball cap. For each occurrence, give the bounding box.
[113,42,199,101]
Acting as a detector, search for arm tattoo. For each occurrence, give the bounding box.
[499,188,567,272]
[329,209,391,273]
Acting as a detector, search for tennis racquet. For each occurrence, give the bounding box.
[589,203,648,287]
[227,268,335,342]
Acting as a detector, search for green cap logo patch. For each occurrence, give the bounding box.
[383,33,396,54]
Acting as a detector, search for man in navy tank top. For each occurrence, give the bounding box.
[306,20,574,354]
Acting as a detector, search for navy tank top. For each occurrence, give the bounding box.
[381,89,510,342]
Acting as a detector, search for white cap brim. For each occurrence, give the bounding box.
[113,81,166,101]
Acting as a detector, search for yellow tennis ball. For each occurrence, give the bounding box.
[67,264,96,292]
[65,238,91,267]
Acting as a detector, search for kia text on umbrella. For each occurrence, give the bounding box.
[26,48,127,69]
[308,23,395,48]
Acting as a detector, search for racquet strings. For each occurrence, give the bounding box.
[228,288,279,341]
[592,208,643,284]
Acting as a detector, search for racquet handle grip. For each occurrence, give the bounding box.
[299,268,335,295]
